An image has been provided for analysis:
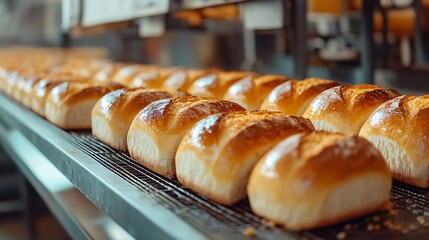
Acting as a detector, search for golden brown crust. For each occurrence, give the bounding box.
[127,96,245,178]
[134,96,245,134]
[224,75,288,110]
[29,74,88,115]
[162,69,217,92]
[259,132,390,185]
[187,71,255,99]
[248,131,391,230]
[359,95,429,187]
[260,78,340,115]
[182,111,314,167]
[112,64,157,87]
[302,84,400,135]
[47,81,123,107]
[92,88,173,132]
[117,66,183,89]
[176,111,315,204]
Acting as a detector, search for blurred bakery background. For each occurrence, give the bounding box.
[0,0,428,239]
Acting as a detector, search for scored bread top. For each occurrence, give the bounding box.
[134,96,245,134]
[247,131,391,230]
[93,88,173,122]
[255,131,390,186]
[303,84,400,135]
[224,75,288,110]
[359,95,429,175]
[162,69,216,92]
[178,111,315,180]
[130,67,183,89]
[47,81,123,107]
[261,78,339,115]
[188,71,254,99]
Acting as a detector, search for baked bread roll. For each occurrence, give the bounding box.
[359,95,429,188]
[112,64,153,87]
[16,72,45,106]
[187,71,254,99]
[45,81,122,129]
[162,69,215,92]
[128,67,181,89]
[248,131,391,230]
[302,84,400,135]
[92,88,173,151]
[223,75,288,110]
[176,111,314,205]
[21,73,53,108]
[4,70,21,98]
[29,74,83,117]
[127,96,245,178]
[260,78,340,115]
[94,63,120,82]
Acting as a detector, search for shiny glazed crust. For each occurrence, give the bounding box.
[92,88,173,151]
[248,131,392,230]
[260,78,340,115]
[45,81,122,129]
[175,111,314,205]
[302,84,400,135]
[224,75,288,111]
[187,71,254,99]
[359,95,429,187]
[127,96,245,178]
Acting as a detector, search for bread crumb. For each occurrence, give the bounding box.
[410,203,417,208]
[372,215,380,222]
[383,220,402,231]
[417,216,425,225]
[388,209,398,216]
[261,219,276,228]
[243,227,256,237]
[336,231,346,240]
[366,223,380,231]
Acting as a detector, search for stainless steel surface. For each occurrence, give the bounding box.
[0,93,206,240]
[2,92,429,239]
[0,117,134,240]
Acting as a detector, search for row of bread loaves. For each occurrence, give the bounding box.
[90,91,392,230]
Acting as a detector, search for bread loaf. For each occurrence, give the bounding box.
[162,69,216,92]
[260,78,339,115]
[248,131,391,230]
[187,71,254,99]
[302,84,400,135]
[45,81,122,129]
[128,67,181,89]
[127,96,245,178]
[15,72,44,106]
[175,111,314,205]
[111,64,147,86]
[30,76,72,117]
[223,75,288,110]
[92,88,173,151]
[359,95,429,188]
[94,63,120,82]
[4,71,20,98]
